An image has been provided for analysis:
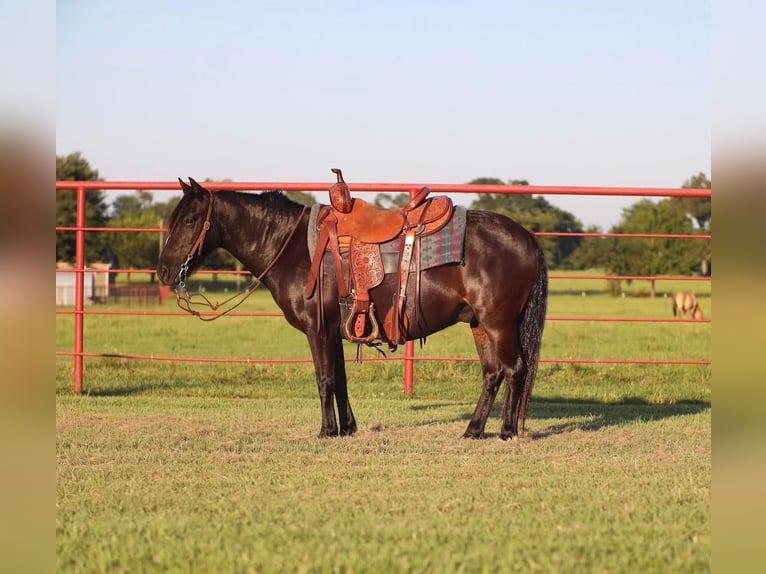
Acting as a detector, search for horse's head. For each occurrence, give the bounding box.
[157,178,219,285]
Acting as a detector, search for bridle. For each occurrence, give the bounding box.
[173,188,307,321]
[175,186,216,289]
[186,186,215,261]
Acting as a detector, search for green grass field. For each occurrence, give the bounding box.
[56,271,711,573]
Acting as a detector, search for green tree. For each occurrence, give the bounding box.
[568,172,712,284]
[56,152,109,263]
[676,172,711,275]
[107,191,165,280]
[111,190,154,218]
[151,196,182,223]
[568,225,607,270]
[604,199,705,296]
[467,177,583,268]
[678,171,712,227]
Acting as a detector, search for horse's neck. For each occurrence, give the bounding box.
[217,193,308,278]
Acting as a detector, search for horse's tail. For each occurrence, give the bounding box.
[518,239,548,435]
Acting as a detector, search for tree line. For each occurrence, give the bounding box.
[56,152,711,293]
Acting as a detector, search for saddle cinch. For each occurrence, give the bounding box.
[305,168,454,348]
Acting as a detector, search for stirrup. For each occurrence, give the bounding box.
[342,304,380,344]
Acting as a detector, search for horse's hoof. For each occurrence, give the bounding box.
[318,428,339,438]
[462,430,485,439]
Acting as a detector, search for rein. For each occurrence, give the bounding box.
[174,193,307,321]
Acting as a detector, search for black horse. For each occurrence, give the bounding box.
[158,177,548,439]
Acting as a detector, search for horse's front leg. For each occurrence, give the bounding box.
[332,338,357,436]
[307,332,340,437]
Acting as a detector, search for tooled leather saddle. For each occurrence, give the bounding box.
[304,168,454,348]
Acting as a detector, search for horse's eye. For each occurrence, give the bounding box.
[183,218,194,226]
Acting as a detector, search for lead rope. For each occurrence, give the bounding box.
[175,206,307,321]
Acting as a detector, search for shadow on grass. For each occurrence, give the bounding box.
[408,397,710,440]
[63,385,710,441]
[526,397,710,439]
[64,376,212,398]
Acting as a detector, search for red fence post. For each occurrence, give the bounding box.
[73,185,86,394]
[403,340,415,397]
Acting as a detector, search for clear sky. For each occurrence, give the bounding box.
[56,0,710,230]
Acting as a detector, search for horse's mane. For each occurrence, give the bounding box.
[218,189,309,217]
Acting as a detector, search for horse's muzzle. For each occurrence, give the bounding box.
[157,264,178,286]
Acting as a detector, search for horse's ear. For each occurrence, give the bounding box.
[188,177,206,196]
[178,178,192,195]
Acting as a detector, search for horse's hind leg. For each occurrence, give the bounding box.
[496,331,527,440]
[499,351,527,440]
[466,320,527,440]
[463,324,504,439]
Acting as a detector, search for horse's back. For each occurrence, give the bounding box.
[368,209,542,338]
[464,209,540,263]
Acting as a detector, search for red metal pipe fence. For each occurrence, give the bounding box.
[56,180,712,395]
[73,185,86,394]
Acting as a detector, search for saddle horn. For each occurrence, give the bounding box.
[329,168,352,213]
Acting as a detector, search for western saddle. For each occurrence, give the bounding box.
[305,169,454,348]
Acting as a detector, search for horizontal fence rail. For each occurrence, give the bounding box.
[56,181,712,394]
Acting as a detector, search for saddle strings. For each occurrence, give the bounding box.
[175,206,307,321]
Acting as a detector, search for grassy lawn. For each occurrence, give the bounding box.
[56,270,711,572]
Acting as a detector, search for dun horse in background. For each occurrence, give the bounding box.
[672,292,703,320]
[157,173,548,440]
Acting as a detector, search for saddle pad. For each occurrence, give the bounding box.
[379,206,466,272]
[307,204,467,274]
